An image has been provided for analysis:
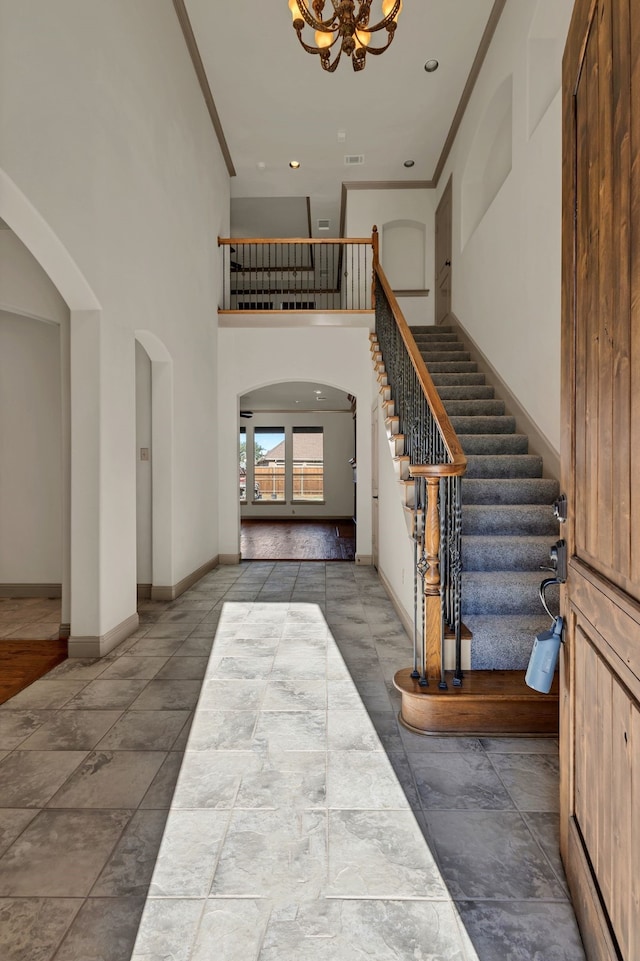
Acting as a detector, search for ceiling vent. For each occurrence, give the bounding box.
[344,154,365,166]
[317,219,330,231]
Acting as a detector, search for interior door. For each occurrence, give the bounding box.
[561,2,640,959]
[435,176,452,325]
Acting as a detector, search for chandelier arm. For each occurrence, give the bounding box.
[355,0,401,31]
[357,31,396,55]
[292,0,338,32]
[296,29,341,54]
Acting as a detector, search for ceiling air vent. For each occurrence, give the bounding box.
[344,154,364,166]
[317,219,330,231]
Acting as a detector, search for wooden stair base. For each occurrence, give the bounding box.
[394,667,558,736]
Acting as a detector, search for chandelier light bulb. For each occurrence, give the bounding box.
[314,29,333,49]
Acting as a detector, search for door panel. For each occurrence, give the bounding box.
[562,0,640,958]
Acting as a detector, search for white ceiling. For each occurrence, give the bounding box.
[184,0,497,237]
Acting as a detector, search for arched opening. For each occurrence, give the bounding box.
[237,381,356,561]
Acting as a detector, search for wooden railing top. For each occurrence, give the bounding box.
[373,248,466,477]
[218,236,372,246]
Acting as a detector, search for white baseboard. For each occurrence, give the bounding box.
[219,553,241,565]
[355,554,373,565]
[68,611,139,658]
[151,556,219,601]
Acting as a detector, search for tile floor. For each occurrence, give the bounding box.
[0,562,586,961]
[0,597,62,640]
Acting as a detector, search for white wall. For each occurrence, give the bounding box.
[135,342,152,584]
[0,1,230,645]
[345,189,436,327]
[241,410,355,519]
[218,326,373,562]
[0,310,62,583]
[435,0,574,457]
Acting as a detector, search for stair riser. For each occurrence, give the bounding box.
[462,478,559,504]
[427,362,479,373]
[464,615,558,670]
[450,416,516,434]
[462,577,553,616]
[420,351,472,363]
[462,505,558,535]
[465,455,543,479]
[462,537,552,571]
[444,400,506,417]
[431,373,486,387]
[459,434,529,455]
[436,386,495,400]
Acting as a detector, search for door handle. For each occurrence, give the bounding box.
[445,259,451,267]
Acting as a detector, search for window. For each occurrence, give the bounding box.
[254,427,285,501]
[292,427,323,502]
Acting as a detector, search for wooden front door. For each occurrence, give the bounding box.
[435,176,452,325]
[561,1,640,959]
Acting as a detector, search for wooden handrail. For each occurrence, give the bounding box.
[372,242,467,476]
[218,236,372,245]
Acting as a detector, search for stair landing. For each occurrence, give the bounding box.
[394,668,559,736]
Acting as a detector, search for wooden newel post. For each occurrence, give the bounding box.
[423,476,442,679]
[371,225,379,309]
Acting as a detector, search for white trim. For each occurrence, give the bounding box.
[68,612,139,658]
[150,556,219,601]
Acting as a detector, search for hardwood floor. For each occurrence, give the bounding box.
[0,639,68,705]
[240,519,355,561]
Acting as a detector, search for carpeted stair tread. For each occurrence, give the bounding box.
[426,361,479,373]
[462,477,559,504]
[431,373,487,387]
[462,535,552,571]
[417,341,468,352]
[464,454,543,479]
[420,350,473,363]
[462,570,555,615]
[409,325,455,336]
[436,386,495,400]
[450,415,516,434]
[464,614,559,670]
[462,504,558,535]
[458,434,529,455]
[443,399,506,417]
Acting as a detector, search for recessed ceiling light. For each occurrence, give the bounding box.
[404,160,415,168]
[314,390,322,394]
[289,160,301,169]
[257,161,266,170]
[424,59,439,72]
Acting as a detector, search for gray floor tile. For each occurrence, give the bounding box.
[154,655,210,679]
[0,680,87,710]
[253,710,326,752]
[0,809,131,896]
[90,809,168,896]
[130,898,205,961]
[328,709,385,751]
[190,899,271,961]
[54,896,146,961]
[47,750,167,808]
[186,710,258,750]
[129,679,202,711]
[98,655,170,679]
[0,709,55,749]
[0,809,38,857]
[197,678,267,711]
[16,710,122,751]
[0,898,81,961]
[327,751,408,809]
[148,809,230,896]
[412,752,515,810]
[327,809,447,899]
[262,679,327,712]
[488,752,560,812]
[424,810,567,900]
[235,750,326,810]
[171,750,253,809]
[139,751,184,809]
[0,751,87,807]
[95,709,189,750]
[64,680,148,710]
[455,900,586,961]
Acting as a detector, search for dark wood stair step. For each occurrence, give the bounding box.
[393,667,558,736]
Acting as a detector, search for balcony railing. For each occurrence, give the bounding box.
[219,236,374,312]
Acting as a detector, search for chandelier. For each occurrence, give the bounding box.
[288,0,403,73]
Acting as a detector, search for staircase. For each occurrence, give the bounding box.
[409,325,560,671]
[372,322,561,736]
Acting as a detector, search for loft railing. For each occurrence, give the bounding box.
[218,237,373,311]
[372,229,467,688]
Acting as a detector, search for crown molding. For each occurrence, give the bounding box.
[172,0,236,177]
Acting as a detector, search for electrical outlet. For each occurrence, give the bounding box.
[140,448,150,461]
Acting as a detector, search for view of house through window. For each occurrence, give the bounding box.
[293,426,324,501]
[239,426,247,503]
[254,427,285,501]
